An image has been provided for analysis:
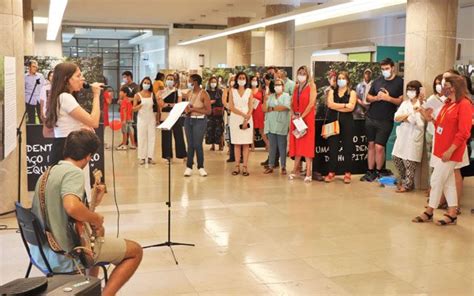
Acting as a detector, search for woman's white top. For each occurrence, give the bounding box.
[392,99,425,162]
[53,93,84,138]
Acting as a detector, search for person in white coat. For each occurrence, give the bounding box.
[133,77,159,165]
[392,80,425,192]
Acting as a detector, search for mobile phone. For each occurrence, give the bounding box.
[239,123,250,129]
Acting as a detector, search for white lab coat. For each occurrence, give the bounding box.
[392,99,425,162]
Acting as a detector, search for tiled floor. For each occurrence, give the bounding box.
[1,130,473,295]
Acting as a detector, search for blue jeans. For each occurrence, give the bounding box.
[267,133,287,168]
[184,117,207,169]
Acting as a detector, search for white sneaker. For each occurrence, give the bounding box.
[184,167,192,177]
[198,168,208,177]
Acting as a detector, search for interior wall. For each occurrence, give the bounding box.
[457,5,474,62]
[34,27,62,57]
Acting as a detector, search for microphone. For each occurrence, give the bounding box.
[36,78,41,85]
[83,82,110,89]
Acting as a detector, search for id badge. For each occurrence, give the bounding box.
[436,126,443,135]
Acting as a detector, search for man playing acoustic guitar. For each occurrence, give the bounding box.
[31,130,142,296]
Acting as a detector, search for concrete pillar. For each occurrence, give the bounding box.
[404,0,458,189]
[0,0,27,213]
[264,4,295,66]
[226,17,252,67]
[23,0,34,55]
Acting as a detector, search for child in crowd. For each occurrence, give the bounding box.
[117,95,137,150]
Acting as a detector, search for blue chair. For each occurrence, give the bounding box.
[15,202,108,282]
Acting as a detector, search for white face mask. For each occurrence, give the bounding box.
[337,79,347,88]
[210,82,217,89]
[382,69,391,79]
[251,81,258,87]
[435,84,443,94]
[297,75,307,83]
[188,82,194,89]
[406,90,417,99]
[166,80,174,88]
[122,78,128,84]
[274,85,283,94]
[142,83,150,90]
[238,80,246,87]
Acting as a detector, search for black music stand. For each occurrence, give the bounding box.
[143,102,194,264]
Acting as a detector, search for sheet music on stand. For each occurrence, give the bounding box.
[158,101,189,130]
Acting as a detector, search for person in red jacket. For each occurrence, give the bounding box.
[413,75,472,226]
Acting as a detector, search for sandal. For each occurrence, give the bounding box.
[232,165,240,176]
[288,173,296,180]
[281,168,287,175]
[343,172,351,184]
[324,172,336,183]
[396,186,409,193]
[304,175,312,183]
[242,166,250,177]
[436,213,457,226]
[263,167,273,174]
[412,211,433,223]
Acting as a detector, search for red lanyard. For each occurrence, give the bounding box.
[437,102,457,126]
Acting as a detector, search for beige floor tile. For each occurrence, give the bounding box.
[119,270,196,296]
[287,238,352,258]
[246,259,324,284]
[303,253,383,277]
[388,264,474,294]
[198,283,273,296]
[265,278,351,296]
[227,243,298,264]
[330,271,421,295]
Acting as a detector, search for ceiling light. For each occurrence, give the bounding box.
[179,0,406,46]
[47,0,69,40]
[33,16,48,24]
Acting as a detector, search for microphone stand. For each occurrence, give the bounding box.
[0,78,41,218]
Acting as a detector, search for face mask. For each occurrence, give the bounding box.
[251,81,258,87]
[406,90,417,99]
[166,80,174,87]
[441,78,446,88]
[297,75,307,83]
[382,69,391,79]
[238,80,246,87]
[188,82,194,89]
[142,83,150,90]
[122,78,128,84]
[210,82,217,89]
[274,86,283,94]
[443,87,452,98]
[435,84,443,94]
[337,79,347,88]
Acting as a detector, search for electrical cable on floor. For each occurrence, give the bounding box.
[110,94,120,239]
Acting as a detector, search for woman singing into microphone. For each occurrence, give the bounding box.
[45,62,102,199]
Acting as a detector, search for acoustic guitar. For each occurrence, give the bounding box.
[73,169,104,267]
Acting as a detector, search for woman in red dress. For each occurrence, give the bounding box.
[251,75,268,151]
[289,66,317,183]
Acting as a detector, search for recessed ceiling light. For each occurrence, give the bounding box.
[47,0,69,40]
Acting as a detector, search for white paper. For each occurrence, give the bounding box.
[422,96,443,112]
[252,99,260,110]
[4,56,17,158]
[158,101,189,130]
[292,117,308,132]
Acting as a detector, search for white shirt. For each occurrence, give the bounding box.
[392,100,425,162]
[53,93,85,138]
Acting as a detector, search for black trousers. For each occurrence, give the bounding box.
[161,123,187,159]
[26,103,42,124]
[327,115,355,173]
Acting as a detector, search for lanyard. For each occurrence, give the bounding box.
[437,102,456,126]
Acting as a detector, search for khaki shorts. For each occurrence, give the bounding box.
[93,236,127,266]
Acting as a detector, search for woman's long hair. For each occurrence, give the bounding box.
[45,62,78,128]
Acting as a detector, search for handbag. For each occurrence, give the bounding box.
[321,106,340,139]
